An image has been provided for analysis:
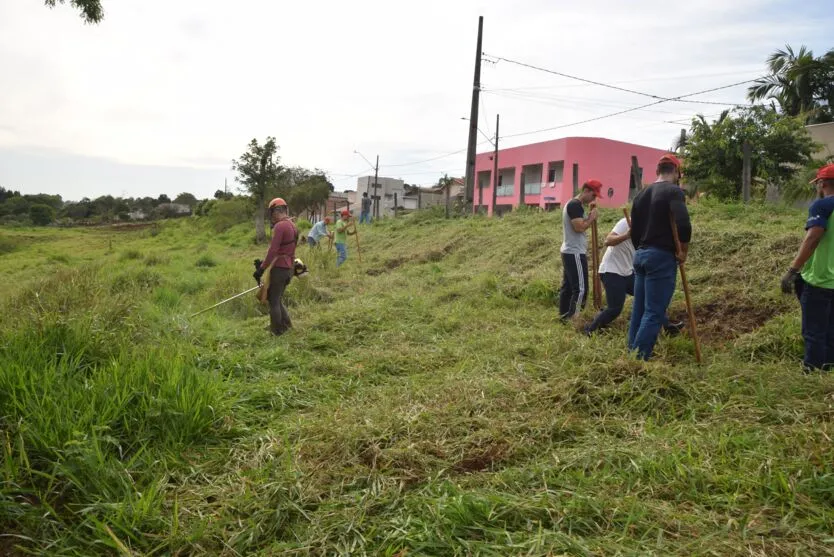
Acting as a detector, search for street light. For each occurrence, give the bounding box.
[460,117,495,146]
[353,150,376,170]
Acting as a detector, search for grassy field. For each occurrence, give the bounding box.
[1,202,833,556]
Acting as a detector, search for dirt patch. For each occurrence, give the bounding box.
[671,300,784,344]
[453,442,509,473]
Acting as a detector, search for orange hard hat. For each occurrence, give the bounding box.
[268,197,287,209]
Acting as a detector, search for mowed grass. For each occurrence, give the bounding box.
[1,202,833,556]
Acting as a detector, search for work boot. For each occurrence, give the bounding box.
[663,321,685,337]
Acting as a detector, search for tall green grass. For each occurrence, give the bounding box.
[1,205,833,555]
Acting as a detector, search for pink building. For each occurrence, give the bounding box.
[473,137,670,216]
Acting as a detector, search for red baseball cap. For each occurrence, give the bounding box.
[658,153,682,169]
[583,179,603,197]
[810,163,834,183]
[341,209,351,217]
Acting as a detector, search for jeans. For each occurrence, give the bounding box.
[587,273,634,332]
[799,282,834,370]
[360,211,372,224]
[306,236,318,248]
[628,247,677,360]
[335,243,347,266]
[268,267,293,336]
[559,252,588,320]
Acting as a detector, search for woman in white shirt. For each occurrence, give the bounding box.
[585,218,683,336]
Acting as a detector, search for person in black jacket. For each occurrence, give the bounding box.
[627,154,691,360]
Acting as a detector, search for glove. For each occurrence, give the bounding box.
[253,259,265,285]
[780,268,799,294]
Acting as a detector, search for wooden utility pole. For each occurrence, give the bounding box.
[630,156,641,200]
[463,16,483,207]
[394,192,398,217]
[445,178,451,219]
[373,155,380,219]
[491,114,499,216]
[742,141,751,204]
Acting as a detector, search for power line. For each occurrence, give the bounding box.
[499,78,761,141]
[483,53,751,107]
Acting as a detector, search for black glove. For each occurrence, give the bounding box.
[253,259,265,285]
[780,268,799,294]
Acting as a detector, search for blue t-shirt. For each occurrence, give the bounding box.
[308,221,329,241]
[801,196,834,289]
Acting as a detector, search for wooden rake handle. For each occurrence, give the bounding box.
[670,213,702,364]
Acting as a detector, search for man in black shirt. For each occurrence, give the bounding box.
[627,154,692,360]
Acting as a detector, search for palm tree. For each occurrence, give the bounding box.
[748,45,834,124]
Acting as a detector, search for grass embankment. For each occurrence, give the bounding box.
[1,202,832,556]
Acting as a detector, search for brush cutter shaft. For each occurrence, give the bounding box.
[190,286,260,318]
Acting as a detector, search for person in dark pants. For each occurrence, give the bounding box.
[360,192,373,224]
[559,180,601,321]
[628,154,691,360]
[781,163,834,371]
[585,217,684,335]
[253,197,298,336]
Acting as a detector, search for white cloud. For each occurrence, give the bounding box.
[0,0,829,198]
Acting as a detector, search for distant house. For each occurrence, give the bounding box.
[127,209,148,220]
[474,136,669,216]
[807,122,834,159]
[155,203,192,218]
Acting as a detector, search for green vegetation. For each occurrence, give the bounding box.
[1,203,832,555]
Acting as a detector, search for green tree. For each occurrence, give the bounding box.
[173,192,199,207]
[232,137,283,243]
[747,45,834,124]
[285,168,332,217]
[683,106,817,200]
[29,204,55,226]
[44,0,103,23]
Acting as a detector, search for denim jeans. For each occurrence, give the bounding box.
[360,211,372,224]
[335,243,347,266]
[799,282,834,370]
[587,273,634,332]
[628,247,677,360]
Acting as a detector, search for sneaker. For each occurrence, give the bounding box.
[663,321,685,337]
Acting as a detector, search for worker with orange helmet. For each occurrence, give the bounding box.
[334,208,356,266]
[253,197,298,335]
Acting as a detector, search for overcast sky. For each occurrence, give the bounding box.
[1,0,831,201]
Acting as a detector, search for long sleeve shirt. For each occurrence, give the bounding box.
[630,181,691,253]
[261,219,297,269]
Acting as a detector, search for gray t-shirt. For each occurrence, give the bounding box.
[361,197,372,212]
[560,198,587,255]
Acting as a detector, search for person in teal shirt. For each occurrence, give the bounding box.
[782,163,834,371]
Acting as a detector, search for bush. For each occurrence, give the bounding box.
[195,254,218,268]
[29,204,55,226]
[206,197,252,232]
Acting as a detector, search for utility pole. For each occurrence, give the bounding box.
[224,178,228,197]
[373,155,380,219]
[463,16,483,208]
[742,141,752,204]
[491,114,500,216]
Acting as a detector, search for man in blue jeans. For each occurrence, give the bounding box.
[360,192,373,224]
[627,154,691,360]
[781,163,834,371]
[585,217,683,336]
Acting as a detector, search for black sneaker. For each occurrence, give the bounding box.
[664,321,685,337]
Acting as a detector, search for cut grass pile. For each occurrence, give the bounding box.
[0,201,833,555]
